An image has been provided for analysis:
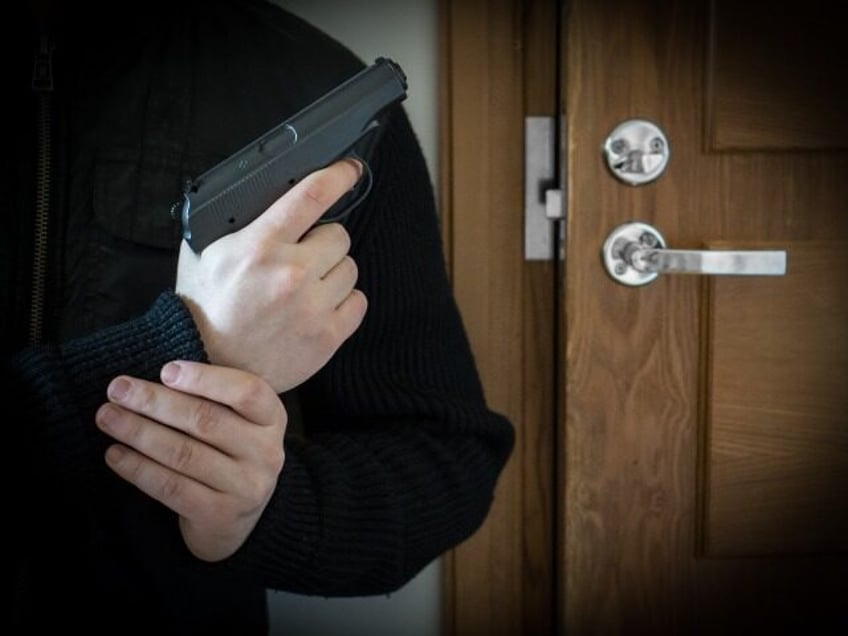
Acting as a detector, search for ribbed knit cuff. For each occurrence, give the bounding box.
[61,290,207,409]
[16,290,207,488]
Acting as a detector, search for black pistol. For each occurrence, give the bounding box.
[178,57,408,253]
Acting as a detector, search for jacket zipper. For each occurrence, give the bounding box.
[29,34,54,345]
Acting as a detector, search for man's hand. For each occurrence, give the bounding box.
[95,361,286,562]
[176,159,368,394]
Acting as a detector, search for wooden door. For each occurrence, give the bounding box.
[442,0,846,634]
[561,0,848,632]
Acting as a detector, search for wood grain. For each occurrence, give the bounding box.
[563,0,848,631]
[440,1,557,635]
[441,0,848,633]
[703,242,848,555]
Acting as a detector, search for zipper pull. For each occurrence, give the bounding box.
[32,35,54,92]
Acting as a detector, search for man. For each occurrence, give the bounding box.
[6,1,514,632]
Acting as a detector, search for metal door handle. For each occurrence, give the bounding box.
[602,222,787,286]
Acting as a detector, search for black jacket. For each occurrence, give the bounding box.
[5,2,514,633]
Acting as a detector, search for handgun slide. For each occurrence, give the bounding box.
[179,57,408,253]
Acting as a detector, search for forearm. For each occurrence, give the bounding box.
[236,412,512,596]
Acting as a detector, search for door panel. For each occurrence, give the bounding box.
[707,1,845,150]
[563,0,848,632]
[703,241,848,556]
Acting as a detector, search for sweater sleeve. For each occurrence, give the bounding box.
[6,291,207,492]
[225,106,515,595]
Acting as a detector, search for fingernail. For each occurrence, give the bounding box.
[97,403,127,433]
[161,362,181,384]
[108,378,131,402]
[346,158,364,179]
[105,445,126,465]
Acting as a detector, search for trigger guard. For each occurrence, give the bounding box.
[318,157,374,224]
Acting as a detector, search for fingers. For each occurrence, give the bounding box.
[321,255,360,306]
[158,361,284,427]
[251,158,363,243]
[95,365,286,498]
[94,364,287,565]
[299,222,352,278]
[97,368,283,461]
[103,444,218,522]
[335,289,368,339]
[97,403,236,494]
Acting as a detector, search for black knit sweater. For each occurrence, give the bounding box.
[4,2,514,633]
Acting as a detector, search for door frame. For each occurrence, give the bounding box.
[438,1,560,634]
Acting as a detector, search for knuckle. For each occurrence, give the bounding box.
[352,289,368,315]
[277,401,289,431]
[229,374,268,413]
[338,291,368,338]
[188,399,221,439]
[107,408,143,442]
[257,459,282,497]
[170,438,196,472]
[159,472,184,502]
[121,452,145,482]
[253,235,284,263]
[130,382,155,412]
[330,222,351,251]
[295,180,334,210]
[235,448,284,511]
[276,263,308,299]
[260,441,285,475]
[343,255,358,280]
[233,470,265,510]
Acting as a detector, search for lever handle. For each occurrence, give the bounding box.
[602,222,787,286]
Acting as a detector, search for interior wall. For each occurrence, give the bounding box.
[266,2,441,635]
[274,0,439,186]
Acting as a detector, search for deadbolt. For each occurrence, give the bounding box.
[603,119,670,185]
